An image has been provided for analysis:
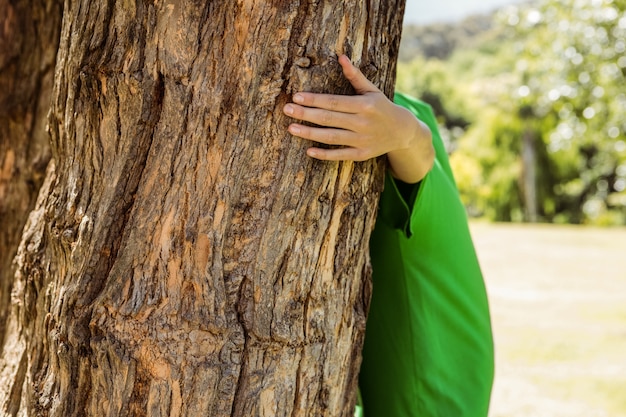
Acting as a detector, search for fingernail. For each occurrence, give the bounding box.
[294,94,304,104]
[289,125,301,134]
[284,104,294,115]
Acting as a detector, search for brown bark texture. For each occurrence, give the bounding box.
[0,0,61,349]
[1,1,405,416]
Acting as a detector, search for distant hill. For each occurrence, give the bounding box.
[399,1,537,62]
[399,13,496,61]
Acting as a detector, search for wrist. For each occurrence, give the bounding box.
[387,117,434,184]
[395,105,426,151]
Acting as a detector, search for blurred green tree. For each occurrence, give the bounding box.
[399,0,626,225]
[506,0,626,224]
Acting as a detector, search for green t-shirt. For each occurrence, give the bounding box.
[357,93,494,417]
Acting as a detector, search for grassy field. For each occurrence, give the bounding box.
[470,223,626,417]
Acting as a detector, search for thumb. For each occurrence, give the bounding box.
[339,55,379,95]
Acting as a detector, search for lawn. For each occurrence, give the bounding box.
[471,223,626,417]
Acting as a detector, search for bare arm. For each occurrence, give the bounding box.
[283,55,435,184]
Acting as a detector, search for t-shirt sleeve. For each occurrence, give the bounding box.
[377,93,459,237]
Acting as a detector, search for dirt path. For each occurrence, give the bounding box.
[470,223,626,417]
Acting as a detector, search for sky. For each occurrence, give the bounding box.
[403,0,526,25]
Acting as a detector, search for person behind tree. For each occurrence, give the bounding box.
[283,55,494,417]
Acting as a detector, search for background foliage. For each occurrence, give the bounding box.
[398,0,626,225]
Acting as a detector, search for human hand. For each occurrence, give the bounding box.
[283,55,434,183]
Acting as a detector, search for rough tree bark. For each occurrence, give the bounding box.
[0,0,62,349]
[0,1,405,416]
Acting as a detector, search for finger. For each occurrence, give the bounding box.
[283,103,356,130]
[307,146,371,162]
[339,55,379,95]
[288,124,358,147]
[292,92,362,113]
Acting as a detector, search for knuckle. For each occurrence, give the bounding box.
[329,96,339,111]
[299,125,311,138]
[327,130,339,144]
[357,148,373,161]
[362,97,376,113]
[291,105,303,118]
[321,110,333,125]
[314,150,328,160]
[361,133,375,144]
[354,117,369,131]
[349,68,361,80]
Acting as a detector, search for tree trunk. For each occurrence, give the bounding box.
[1,1,405,416]
[0,0,61,349]
[521,128,538,222]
